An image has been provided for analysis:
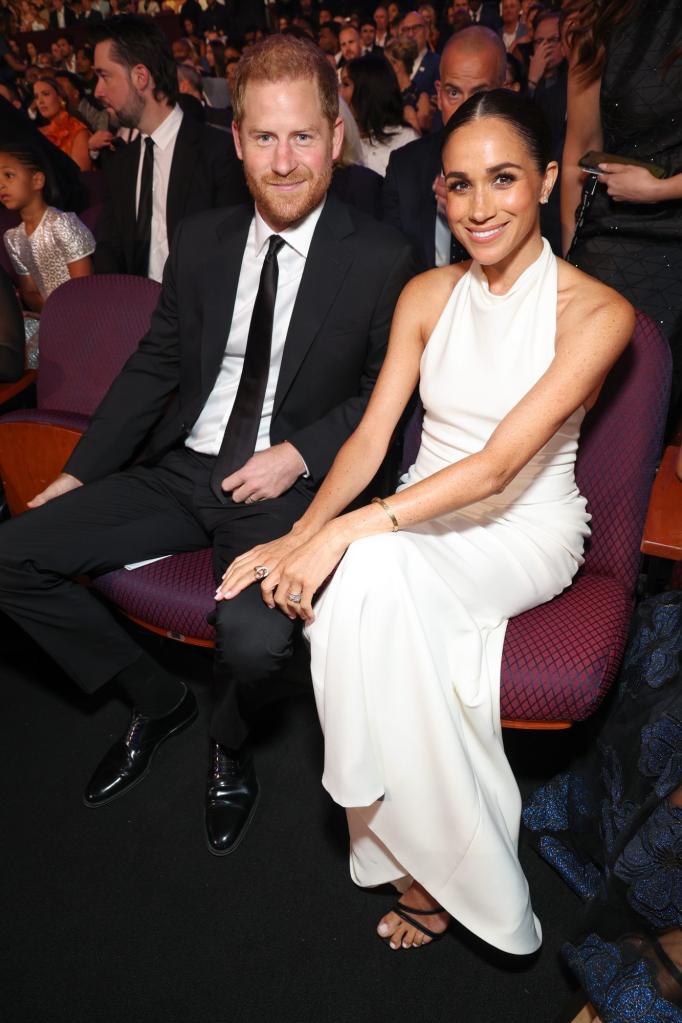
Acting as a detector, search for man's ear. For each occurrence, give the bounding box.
[232,120,243,160]
[131,62,152,93]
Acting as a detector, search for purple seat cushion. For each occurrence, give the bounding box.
[94,549,216,643]
[500,574,632,722]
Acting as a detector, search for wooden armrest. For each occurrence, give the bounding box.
[641,445,682,560]
[0,420,83,516]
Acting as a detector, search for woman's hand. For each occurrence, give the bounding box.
[261,524,349,624]
[597,163,666,203]
[215,529,311,602]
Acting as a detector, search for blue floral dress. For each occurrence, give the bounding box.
[523,591,682,1021]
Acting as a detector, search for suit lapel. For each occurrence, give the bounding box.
[272,195,355,417]
[421,131,443,267]
[167,115,199,243]
[200,204,253,397]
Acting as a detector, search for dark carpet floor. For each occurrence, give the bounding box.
[1,623,592,1023]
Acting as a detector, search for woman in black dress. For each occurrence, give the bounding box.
[561,0,682,428]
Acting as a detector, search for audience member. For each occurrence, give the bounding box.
[54,69,108,131]
[34,76,93,171]
[418,2,440,53]
[0,142,94,313]
[75,45,98,95]
[399,10,440,96]
[0,33,413,861]
[359,20,378,54]
[468,0,501,29]
[78,0,103,22]
[90,15,247,279]
[56,35,77,73]
[338,25,362,66]
[177,62,231,129]
[317,22,340,61]
[373,4,391,48]
[499,0,528,50]
[383,25,506,270]
[0,265,26,383]
[49,0,77,28]
[341,55,420,177]
[384,36,432,134]
[561,0,682,427]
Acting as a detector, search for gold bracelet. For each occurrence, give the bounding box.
[371,496,400,532]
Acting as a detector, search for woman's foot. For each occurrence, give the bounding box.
[377,881,450,949]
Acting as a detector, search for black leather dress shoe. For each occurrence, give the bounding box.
[205,741,260,855]
[84,687,197,807]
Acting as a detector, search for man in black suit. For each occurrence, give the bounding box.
[91,17,247,280]
[382,26,506,271]
[49,0,77,28]
[399,10,439,97]
[468,0,501,30]
[78,0,104,23]
[0,35,413,856]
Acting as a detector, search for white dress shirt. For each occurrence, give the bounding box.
[186,200,326,459]
[410,46,428,81]
[135,104,183,283]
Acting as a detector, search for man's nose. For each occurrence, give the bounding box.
[271,140,296,175]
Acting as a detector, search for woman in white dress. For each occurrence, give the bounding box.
[217,90,634,954]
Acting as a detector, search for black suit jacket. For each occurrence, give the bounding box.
[67,196,415,487]
[93,113,249,275]
[383,131,443,272]
[49,6,77,26]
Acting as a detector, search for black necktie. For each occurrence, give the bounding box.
[133,136,154,277]
[210,234,286,502]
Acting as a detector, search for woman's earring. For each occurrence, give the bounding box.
[540,195,549,205]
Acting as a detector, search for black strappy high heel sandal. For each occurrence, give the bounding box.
[386,901,448,945]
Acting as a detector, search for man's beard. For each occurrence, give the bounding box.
[113,89,145,129]
[244,161,332,230]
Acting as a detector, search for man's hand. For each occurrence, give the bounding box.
[527,41,551,88]
[219,442,306,503]
[27,472,82,509]
[88,130,116,153]
[597,163,666,204]
[432,172,448,218]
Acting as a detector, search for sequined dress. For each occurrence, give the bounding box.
[570,0,682,403]
[307,240,590,955]
[524,591,682,1021]
[3,207,95,301]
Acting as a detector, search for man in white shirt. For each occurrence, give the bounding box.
[399,10,439,96]
[91,15,246,280]
[0,34,413,857]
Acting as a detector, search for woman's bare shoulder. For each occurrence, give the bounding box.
[556,257,635,340]
[397,261,472,337]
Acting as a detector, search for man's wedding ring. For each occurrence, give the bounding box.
[288,592,302,604]
[254,565,269,580]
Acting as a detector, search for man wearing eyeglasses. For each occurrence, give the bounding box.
[382,25,506,271]
[399,10,439,98]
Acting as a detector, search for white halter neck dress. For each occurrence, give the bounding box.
[306,239,590,954]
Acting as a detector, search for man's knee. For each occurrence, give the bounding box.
[213,596,296,682]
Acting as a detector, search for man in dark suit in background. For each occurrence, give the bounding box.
[399,10,440,97]
[0,35,413,858]
[49,0,77,28]
[382,26,506,271]
[91,17,247,280]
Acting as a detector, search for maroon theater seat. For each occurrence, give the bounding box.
[0,274,161,513]
[97,312,670,729]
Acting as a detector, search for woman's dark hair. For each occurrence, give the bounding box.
[563,0,637,82]
[208,40,227,77]
[90,14,179,104]
[54,69,87,100]
[345,54,406,141]
[442,88,552,172]
[0,142,60,206]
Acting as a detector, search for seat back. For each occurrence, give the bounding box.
[402,311,671,593]
[36,274,162,414]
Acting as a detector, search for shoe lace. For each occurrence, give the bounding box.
[212,745,241,779]
[125,714,145,749]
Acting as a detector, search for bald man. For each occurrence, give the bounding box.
[382,26,506,271]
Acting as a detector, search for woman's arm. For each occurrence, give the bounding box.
[561,58,603,255]
[260,286,635,621]
[69,129,93,172]
[67,255,93,279]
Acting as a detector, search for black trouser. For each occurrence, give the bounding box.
[0,447,311,748]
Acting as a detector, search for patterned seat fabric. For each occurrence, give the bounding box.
[93,311,670,723]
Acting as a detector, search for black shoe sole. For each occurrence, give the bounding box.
[82,704,199,809]
[205,788,260,857]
